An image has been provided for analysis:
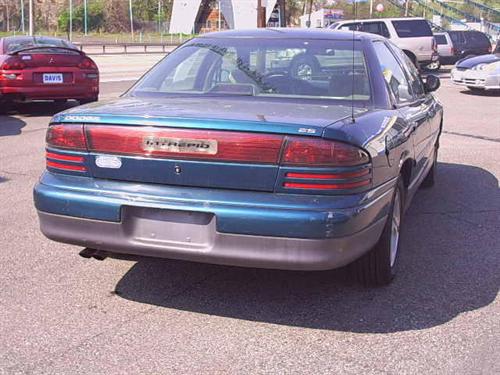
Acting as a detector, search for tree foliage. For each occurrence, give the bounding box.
[58,1,105,32]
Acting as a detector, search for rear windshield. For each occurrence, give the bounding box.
[449,31,463,44]
[465,32,490,47]
[434,34,447,45]
[4,37,76,54]
[392,20,432,38]
[131,38,371,102]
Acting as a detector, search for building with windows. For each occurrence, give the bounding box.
[169,0,280,34]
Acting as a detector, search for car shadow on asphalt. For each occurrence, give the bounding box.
[0,115,26,137]
[460,89,500,97]
[114,162,499,333]
[0,100,79,118]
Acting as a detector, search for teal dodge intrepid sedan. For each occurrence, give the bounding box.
[34,29,443,285]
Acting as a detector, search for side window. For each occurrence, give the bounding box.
[339,23,359,31]
[389,44,426,98]
[372,41,413,104]
[379,22,391,38]
[362,22,390,38]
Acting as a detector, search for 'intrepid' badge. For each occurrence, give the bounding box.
[143,136,218,155]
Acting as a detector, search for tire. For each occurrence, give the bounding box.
[0,99,12,114]
[79,97,98,105]
[425,61,441,72]
[403,51,418,69]
[290,54,320,81]
[352,178,405,286]
[421,146,438,188]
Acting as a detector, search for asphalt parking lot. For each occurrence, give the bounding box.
[0,60,499,374]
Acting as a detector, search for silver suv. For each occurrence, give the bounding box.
[329,17,439,69]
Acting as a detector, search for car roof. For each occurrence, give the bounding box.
[335,17,426,23]
[198,27,385,41]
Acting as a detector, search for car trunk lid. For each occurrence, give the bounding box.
[50,97,368,192]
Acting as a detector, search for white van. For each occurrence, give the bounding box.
[329,18,439,68]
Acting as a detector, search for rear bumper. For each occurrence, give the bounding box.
[38,211,387,271]
[34,172,396,270]
[439,56,458,65]
[0,84,98,100]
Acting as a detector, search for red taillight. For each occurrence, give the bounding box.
[86,125,284,164]
[45,150,87,172]
[488,46,492,53]
[46,160,87,172]
[281,137,369,167]
[432,38,437,53]
[284,180,370,190]
[46,151,85,163]
[46,125,87,150]
[78,57,98,70]
[1,57,26,70]
[285,169,370,180]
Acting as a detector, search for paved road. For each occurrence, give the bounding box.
[92,54,165,83]
[0,69,499,374]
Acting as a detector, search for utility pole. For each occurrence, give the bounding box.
[69,0,73,41]
[257,0,262,27]
[84,0,87,35]
[28,0,33,36]
[218,0,221,31]
[20,0,25,33]
[307,0,313,28]
[5,1,10,32]
[405,0,410,17]
[129,0,134,39]
[158,0,161,34]
[370,0,373,18]
[279,0,286,27]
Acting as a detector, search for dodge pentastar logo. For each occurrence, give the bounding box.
[143,136,218,155]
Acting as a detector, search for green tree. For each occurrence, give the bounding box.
[58,1,105,32]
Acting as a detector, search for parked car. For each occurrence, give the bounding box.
[447,30,492,62]
[33,29,443,286]
[451,42,500,91]
[0,36,99,106]
[430,32,454,68]
[329,17,439,69]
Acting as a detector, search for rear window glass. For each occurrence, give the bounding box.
[4,37,76,53]
[131,38,372,102]
[392,20,432,38]
[449,32,463,44]
[465,32,490,47]
[434,35,447,45]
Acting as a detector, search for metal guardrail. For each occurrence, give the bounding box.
[73,42,179,55]
[463,0,500,18]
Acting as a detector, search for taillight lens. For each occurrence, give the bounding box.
[488,46,492,53]
[46,150,87,172]
[281,137,369,167]
[1,57,26,70]
[86,125,284,164]
[432,38,437,52]
[46,124,87,150]
[78,57,98,70]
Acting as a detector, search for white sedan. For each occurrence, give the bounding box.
[451,44,500,91]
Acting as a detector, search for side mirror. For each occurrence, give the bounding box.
[424,74,440,92]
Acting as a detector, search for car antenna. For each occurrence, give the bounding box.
[350,0,357,124]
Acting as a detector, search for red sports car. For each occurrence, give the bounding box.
[0,36,98,105]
